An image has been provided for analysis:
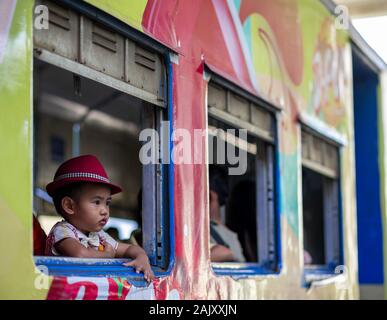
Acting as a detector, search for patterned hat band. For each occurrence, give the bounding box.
[54,172,110,183]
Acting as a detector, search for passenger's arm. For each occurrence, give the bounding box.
[55,238,116,258]
[210,244,236,262]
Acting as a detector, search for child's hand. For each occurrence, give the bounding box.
[123,253,155,282]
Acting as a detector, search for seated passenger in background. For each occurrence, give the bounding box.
[105,227,120,241]
[228,180,257,262]
[44,154,154,282]
[209,166,246,263]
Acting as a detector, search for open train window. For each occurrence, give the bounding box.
[206,79,279,275]
[32,0,171,281]
[301,128,342,275]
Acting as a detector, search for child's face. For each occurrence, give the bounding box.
[68,183,112,234]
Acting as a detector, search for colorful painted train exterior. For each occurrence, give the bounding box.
[1,0,387,299]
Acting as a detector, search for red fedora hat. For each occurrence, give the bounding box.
[46,154,122,197]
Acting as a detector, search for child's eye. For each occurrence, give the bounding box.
[106,201,111,207]
[95,200,100,205]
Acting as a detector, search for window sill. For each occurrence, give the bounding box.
[34,256,166,287]
[211,262,281,278]
[303,265,344,288]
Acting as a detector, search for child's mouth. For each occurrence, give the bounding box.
[99,218,108,226]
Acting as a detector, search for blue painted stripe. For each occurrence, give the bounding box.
[353,53,384,284]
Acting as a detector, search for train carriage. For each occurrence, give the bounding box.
[0,0,387,299]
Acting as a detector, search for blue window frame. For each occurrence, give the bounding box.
[300,126,344,284]
[33,257,164,287]
[32,0,175,282]
[206,72,281,276]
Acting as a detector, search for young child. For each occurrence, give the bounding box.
[45,154,154,282]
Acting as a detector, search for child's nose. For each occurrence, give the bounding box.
[101,206,109,215]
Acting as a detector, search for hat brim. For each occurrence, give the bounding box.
[46,177,122,197]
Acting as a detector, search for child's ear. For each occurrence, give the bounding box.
[61,196,76,215]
